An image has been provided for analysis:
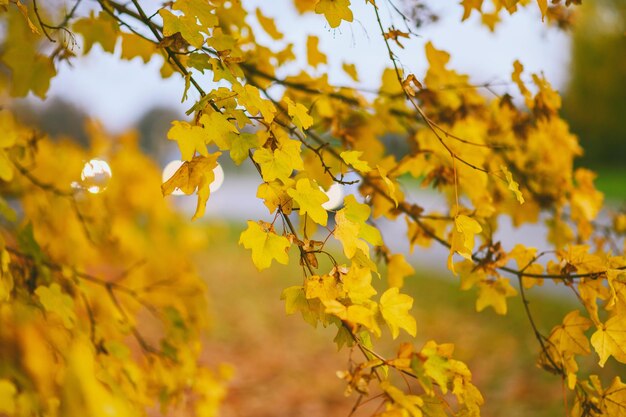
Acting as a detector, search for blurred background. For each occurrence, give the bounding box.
[7,0,626,415]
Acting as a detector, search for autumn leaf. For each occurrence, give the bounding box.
[377,165,398,207]
[307,36,327,67]
[334,195,382,258]
[448,215,482,274]
[305,274,344,301]
[159,8,204,48]
[35,283,76,329]
[161,153,221,220]
[256,8,283,40]
[548,310,592,356]
[387,254,415,288]
[461,0,483,20]
[287,178,329,225]
[380,287,417,339]
[315,0,354,28]
[284,97,313,131]
[342,62,358,81]
[591,314,626,367]
[239,220,291,270]
[0,379,16,414]
[475,278,517,315]
[341,150,371,173]
[500,165,525,204]
[167,121,209,161]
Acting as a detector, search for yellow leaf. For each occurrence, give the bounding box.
[307,35,327,67]
[159,8,204,48]
[537,0,547,21]
[0,379,17,414]
[234,84,276,124]
[199,111,239,148]
[167,121,209,161]
[0,150,13,182]
[591,314,626,367]
[380,287,417,339]
[377,165,398,207]
[600,377,626,417]
[500,165,525,204]
[287,178,329,225]
[294,0,318,13]
[284,97,313,131]
[161,153,221,220]
[257,179,294,214]
[342,62,359,81]
[315,0,353,28]
[460,0,483,21]
[305,274,344,301]
[229,132,262,165]
[35,283,76,329]
[73,11,119,54]
[448,215,482,274]
[343,264,377,304]
[387,254,414,288]
[239,220,291,270]
[334,195,382,258]
[120,32,157,63]
[2,10,56,98]
[341,150,371,173]
[253,147,293,182]
[508,244,543,288]
[256,8,283,40]
[475,278,517,315]
[548,310,592,356]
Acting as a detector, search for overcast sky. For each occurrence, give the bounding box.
[29,0,570,132]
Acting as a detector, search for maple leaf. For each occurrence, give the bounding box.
[342,62,358,81]
[305,274,344,301]
[341,150,371,173]
[591,314,626,367]
[0,379,16,414]
[239,220,291,270]
[167,121,209,161]
[287,178,329,225]
[253,148,293,182]
[334,195,382,258]
[159,9,204,48]
[199,112,239,148]
[234,84,276,124]
[387,254,415,289]
[380,287,417,339]
[475,278,517,315]
[448,215,482,274]
[343,265,377,304]
[548,310,592,356]
[500,165,525,204]
[284,97,313,131]
[600,376,626,416]
[161,153,221,220]
[256,8,283,40]
[35,283,76,329]
[461,0,483,21]
[315,0,354,28]
[229,132,262,165]
[377,165,398,207]
[73,11,119,54]
[307,36,327,67]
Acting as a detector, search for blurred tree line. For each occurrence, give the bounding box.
[562,0,626,169]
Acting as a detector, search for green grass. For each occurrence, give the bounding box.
[592,166,626,203]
